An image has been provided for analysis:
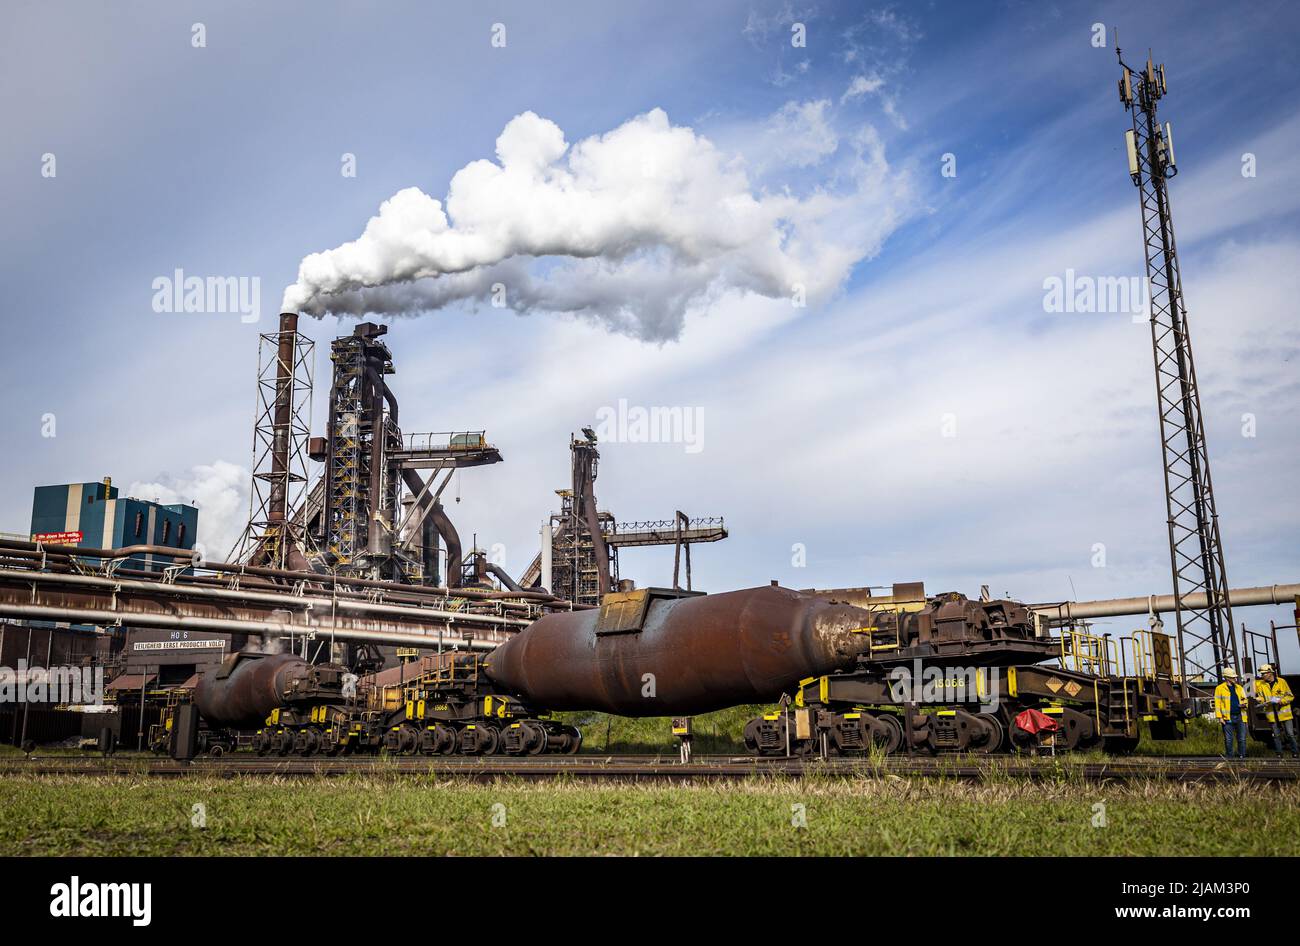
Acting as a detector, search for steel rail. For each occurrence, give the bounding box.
[1,755,1295,781]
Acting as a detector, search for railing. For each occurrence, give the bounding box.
[610,517,726,533]
[1128,629,1182,683]
[1059,629,1111,676]
[1241,623,1279,676]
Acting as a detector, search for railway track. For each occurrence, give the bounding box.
[1,753,1297,782]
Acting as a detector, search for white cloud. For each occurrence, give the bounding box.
[282,106,911,341]
[127,460,249,562]
[841,74,884,102]
[761,99,840,168]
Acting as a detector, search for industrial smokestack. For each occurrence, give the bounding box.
[267,312,299,529]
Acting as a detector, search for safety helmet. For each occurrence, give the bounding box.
[1259,663,1276,675]
[1222,666,1239,679]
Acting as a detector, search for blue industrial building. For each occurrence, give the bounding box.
[30,477,199,571]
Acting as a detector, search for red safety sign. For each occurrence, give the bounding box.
[31,531,83,544]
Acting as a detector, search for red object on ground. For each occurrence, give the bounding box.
[1014,708,1059,735]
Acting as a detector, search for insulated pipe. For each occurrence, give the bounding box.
[383,380,464,589]
[581,486,611,596]
[422,514,439,586]
[398,466,459,588]
[0,603,501,650]
[0,551,540,614]
[0,539,570,603]
[486,562,524,593]
[428,501,463,588]
[0,568,531,627]
[1029,584,1300,622]
[0,552,543,613]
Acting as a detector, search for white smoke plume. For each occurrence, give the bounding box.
[127,460,249,562]
[282,106,905,340]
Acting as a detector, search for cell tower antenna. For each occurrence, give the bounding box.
[1115,45,1238,683]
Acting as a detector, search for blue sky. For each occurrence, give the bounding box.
[3,0,1298,663]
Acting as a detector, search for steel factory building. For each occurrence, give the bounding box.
[29,477,197,570]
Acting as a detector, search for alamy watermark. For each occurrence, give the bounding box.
[152,268,260,323]
[888,659,1000,711]
[594,398,704,454]
[50,876,150,926]
[0,662,104,705]
[1043,269,1149,321]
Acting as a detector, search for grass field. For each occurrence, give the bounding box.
[1,771,1296,856]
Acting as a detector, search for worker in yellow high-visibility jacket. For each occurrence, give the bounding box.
[1255,664,1297,758]
[1214,667,1248,759]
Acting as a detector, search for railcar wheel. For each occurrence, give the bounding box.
[971,715,1005,754]
[297,727,322,756]
[434,724,457,755]
[562,725,582,754]
[1060,717,1085,751]
[869,714,903,754]
[401,724,421,755]
[479,725,501,755]
[1077,714,1104,750]
[524,721,548,755]
[1102,734,1140,755]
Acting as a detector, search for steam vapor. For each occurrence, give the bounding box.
[282,107,896,340]
[127,460,249,561]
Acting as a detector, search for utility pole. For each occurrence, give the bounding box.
[1116,39,1238,682]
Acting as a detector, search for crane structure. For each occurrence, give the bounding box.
[519,429,728,606]
[1116,43,1238,682]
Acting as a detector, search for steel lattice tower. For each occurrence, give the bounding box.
[1117,45,1237,681]
[233,313,316,570]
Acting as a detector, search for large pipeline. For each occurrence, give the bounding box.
[486,562,524,593]
[0,568,531,626]
[1029,584,1300,622]
[484,585,876,716]
[385,380,464,588]
[0,538,573,604]
[0,602,504,650]
[427,501,463,588]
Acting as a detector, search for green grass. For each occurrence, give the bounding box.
[1137,717,1278,756]
[0,772,1295,856]
[559,704,763,754]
